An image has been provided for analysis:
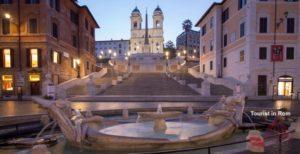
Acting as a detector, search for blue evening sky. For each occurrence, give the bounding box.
[78,0,221,44]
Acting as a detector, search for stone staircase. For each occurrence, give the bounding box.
[172,63,233,96]
[101,73,199,95]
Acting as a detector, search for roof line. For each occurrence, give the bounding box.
[71,1,100,28]
[195,0,227,27]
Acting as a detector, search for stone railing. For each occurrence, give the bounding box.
[188,66,245,95]
[56,68,108,98]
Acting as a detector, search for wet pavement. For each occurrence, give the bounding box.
[0,99,299,117]
[0,101,46,117]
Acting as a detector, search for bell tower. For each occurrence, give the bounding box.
[131,7,142,30]
[153,6,164,29]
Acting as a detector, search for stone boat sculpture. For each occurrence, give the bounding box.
[33,94,245,153]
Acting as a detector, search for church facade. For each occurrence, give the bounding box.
[130,6,164,54]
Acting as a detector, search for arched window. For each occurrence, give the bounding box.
[133,22,138,28]
[156,20,161,28]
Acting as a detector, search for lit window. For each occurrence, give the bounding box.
[53,51,59,63]
[31,49,38,68]
[4,49,11,68]
[72,59,78,69]
[2,75,13,91]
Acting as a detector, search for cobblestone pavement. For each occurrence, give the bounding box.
[0,99,299,117]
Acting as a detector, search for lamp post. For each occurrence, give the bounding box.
[126,52,131,73]
[272,1,289,98]
[165,51,169,73]
[3,2,23,100]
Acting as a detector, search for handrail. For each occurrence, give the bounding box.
[137,129,296,154]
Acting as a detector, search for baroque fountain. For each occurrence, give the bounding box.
[32,94,245,153]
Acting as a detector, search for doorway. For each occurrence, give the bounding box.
[258,75,267,96]
[278,76,293,96]
[29,74,41,95]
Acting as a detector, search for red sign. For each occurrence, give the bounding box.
[271,45,283,61]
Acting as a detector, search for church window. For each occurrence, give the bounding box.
[133,22,138,28]
[156,20,161,27]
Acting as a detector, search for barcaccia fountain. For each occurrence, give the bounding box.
[32,94,245,153]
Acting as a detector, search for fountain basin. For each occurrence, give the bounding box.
[99,121,218,141]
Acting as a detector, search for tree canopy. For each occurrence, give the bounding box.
[182,19,193,32]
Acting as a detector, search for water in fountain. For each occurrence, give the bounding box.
[157,104,163,114]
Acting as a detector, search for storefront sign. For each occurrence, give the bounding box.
[29,74,41,82]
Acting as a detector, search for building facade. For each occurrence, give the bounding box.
[176,30,200,60]
[0,0,99,97]
[196,0,300,98]
[96,39,130,59]
[130,6,164,54]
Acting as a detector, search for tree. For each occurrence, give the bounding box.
[165,41,175,50]
[164,41,176,59]
[182,19,193,32]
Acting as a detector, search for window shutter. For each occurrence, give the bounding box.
[26,49,31,68]
[50,50,53,63]
[38,49,42,67]
[59,53,62,64]
[11,49,14,68]
[71,57,73,68]
[0,49,3,68]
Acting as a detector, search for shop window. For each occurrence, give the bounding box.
[2,75,13,91]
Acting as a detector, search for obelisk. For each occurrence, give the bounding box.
[143,9,151,53]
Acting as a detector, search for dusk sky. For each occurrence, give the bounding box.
[78,0,222,44]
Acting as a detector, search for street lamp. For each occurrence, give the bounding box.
[4,13,11,19]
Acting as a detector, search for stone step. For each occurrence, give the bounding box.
[70,95,221,102]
